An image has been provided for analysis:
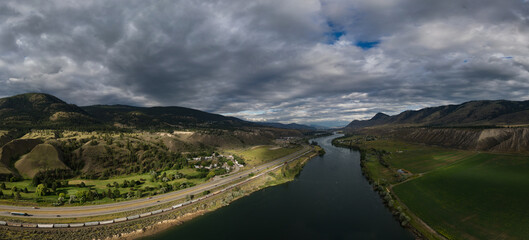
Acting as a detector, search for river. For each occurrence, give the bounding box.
[142,134,414,240]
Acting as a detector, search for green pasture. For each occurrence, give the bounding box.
[338,136,473,173]
[394,153,529,240]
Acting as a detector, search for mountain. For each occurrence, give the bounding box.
[257,122,317,131]
[0,93,98,128]
[346,100,529,129]
[82,105,255,129]
[0,93,257,130]
[346,112,390,129]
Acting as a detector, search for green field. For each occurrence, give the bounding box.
[0,167,206,206]
[336,136,472,174]
[337,135,529,240]
[225,145,302,167]
[394,153,529,240]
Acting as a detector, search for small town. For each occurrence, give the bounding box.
[189,153,244,171]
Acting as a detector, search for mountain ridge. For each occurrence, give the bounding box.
[346,100,529,129]
[0,93,256,129]
[257,122,317,131]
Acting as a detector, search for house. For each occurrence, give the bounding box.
[397,169,412,175]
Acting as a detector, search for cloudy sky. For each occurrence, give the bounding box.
[1,0,529,127]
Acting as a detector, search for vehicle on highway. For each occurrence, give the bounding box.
[10,212,29,216]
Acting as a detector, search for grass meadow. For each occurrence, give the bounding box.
[393,153,529,240]
[337,135,529,239]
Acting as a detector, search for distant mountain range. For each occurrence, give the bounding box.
[82,104,253,129]
[257,122,320,131]
[346,100,529,129]
[0,93,256,129]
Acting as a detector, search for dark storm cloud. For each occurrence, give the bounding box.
[1,0,529,127]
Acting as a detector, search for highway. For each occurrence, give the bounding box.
[0,145,313,219]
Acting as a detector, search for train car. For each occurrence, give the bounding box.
[10,212,29,216]
[69,223,85,228]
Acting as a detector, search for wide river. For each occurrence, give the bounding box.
[142,134,414,240]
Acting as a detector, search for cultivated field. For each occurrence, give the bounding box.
[336,136,472,173]
[336,135,529,240]
[394,153,529,240]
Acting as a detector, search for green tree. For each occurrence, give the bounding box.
[107,188,113,199]
[14,192,21,201]
[35,184,47,197]
[206,171,216,180]
[113,189,120,199]
[0,183,5,190]
[76,190,88,204]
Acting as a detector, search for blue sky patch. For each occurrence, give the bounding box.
[355,41,380,50]
[326,21,346,44]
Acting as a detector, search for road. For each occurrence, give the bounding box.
[0,145,312,219]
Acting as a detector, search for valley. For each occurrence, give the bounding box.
[0,93,323,239]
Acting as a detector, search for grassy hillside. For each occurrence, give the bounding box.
[9,129,297,179]
[0,139,43,176]
[225,145,303,167]
[14,144,70,178]
[0,129,304,206]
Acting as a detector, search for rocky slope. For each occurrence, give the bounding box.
[386,127,529,153]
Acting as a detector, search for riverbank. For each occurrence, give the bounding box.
[333,134,529,240]
[133,134,413,240]
[331,136,443,240]
[0,148,318,240]
[115,149,320,240]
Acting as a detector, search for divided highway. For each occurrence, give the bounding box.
[0,145,313,219]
